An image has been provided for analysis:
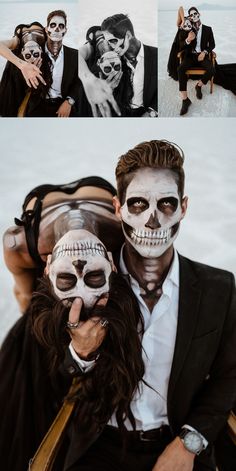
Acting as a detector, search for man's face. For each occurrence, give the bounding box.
[46,15,67,41]
[48,229,112,308]
[189,9,200,23]
[21,40,42,63]
[103,30,131,56]
[116,168,187,258]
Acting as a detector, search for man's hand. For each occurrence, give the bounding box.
[152,437,195,471]
[83,75,121,117]
[67,297,108,359]
[198,51,206,62]
[18,60,46,88]
[187,31,196,42]
[56,100,72,118]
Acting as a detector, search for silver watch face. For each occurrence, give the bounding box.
[184,431,203,453]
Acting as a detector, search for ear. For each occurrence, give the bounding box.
[113,196,122,220]
[126,30,133,40]
[180,196,188,220]
[44,254,52,276]
[107,251,117,272]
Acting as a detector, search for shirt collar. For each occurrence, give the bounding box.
[45,43,64,60]
[125,42,144,68]
[119,244,179,291]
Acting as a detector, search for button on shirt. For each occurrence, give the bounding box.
[125,43,144,108]
[108,247,179,430]
[45,44,64,98]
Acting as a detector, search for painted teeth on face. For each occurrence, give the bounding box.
[53,242,107,260]
[130,228,172,245]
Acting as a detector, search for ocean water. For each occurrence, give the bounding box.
[159,9,236,117]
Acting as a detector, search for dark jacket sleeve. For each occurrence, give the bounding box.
[202,26,215,53]
[62,46,80,102]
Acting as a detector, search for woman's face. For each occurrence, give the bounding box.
[21,40,42,63]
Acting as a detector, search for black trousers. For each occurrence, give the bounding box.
[178,54,215,91]
[67,426,215,471]
[26,98,78,117]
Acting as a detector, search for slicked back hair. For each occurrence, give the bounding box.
[47,10,67,27]
[101,14,134,38]
[188,6,200,15]
[115,140,185,204]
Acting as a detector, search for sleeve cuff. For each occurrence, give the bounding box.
[182,424,208,449]
[69,342,97,372]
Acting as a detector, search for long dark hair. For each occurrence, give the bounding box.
[30,272,145,432]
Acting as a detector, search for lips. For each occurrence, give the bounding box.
[123,222,179,246]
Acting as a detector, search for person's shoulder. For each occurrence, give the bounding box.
[179,253,234,285]
[202,24,213,31]
[143,44,157,53]
[63,45,78,55]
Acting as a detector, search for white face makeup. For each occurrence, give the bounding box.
[182,18,192,32]
[97,51,122,78]
[103,31,130,56]
[47,15,66,41]
[48,229,112,308]
[189,10,200,23]
[120,168,184,258]
[21,40,42,63]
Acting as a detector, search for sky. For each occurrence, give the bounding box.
[159,0,236,9]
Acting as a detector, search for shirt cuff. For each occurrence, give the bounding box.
[69,342,97,372]
[182,424,208,449]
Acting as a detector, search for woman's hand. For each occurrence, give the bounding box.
[67,297,108,359]
[83,75,121,117]
[18,60,46,88]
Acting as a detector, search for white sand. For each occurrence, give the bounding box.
[159,9,236,117]
[0,118,236,343]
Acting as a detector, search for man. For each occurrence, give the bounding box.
[178,7,215,116]
[65,140,236,471]
[29,10,79,117]
[79,14,157,117]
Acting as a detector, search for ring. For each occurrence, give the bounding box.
[100,319,109,328]
[66,321,81,329]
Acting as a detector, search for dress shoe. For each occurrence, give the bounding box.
[180,97,192,116]
[195,84,203,99]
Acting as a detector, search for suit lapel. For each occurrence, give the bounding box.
[167,255,202,403]
[200,25,206,50]
[143,45,150,108]
[61,45,67,97]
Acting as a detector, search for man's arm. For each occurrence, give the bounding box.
[79,43,121,117]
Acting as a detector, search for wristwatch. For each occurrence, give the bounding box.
[66,96,75,106]
[179,428,205,455]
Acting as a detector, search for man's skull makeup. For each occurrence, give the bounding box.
[48,229,112,308]
[181,17,193,32]
[21,40,42,63]
[189,10,200,23]
[103,31,130,56]
[97,51,122,78]
[120,168,184,258]
[47,15,66,42]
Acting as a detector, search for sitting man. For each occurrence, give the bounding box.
[178,6,215,115]
[65,140,236,471]
[79,13,157,117]
[28,9,79,117]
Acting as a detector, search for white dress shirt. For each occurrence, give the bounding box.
[125,43,145,108]
[45,44,64,98]
[195,24,202,53]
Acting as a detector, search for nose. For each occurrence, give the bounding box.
[145,210,161,230]
[55,25,59,32]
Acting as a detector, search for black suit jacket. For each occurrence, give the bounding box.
[180,24,215,55]
[143,44,157,110]
[63,254,236,470]
[61,45,79,102]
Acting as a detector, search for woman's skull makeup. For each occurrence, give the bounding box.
[181,17,193,32]
[48,229,112,308]
[47,15,66,41]
[97,51,122,79]
[189,10,200,23]
[21,40,42,63]
[120,168,184,258]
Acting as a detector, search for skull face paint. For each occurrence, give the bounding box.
[97,51,122,79]
[189,10,200,23]
[181,17,193,32]
[103,31,130,56]
[21,40,42,63]
[120,168,184,258]
[48,229,112,308]
[47,15,66,42]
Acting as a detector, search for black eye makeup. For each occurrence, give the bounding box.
[56,273,77,291]
[127,197,149,214]
[84,270,106,288]
[157,197,178,214]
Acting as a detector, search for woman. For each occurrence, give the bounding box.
[0,22,51,116]
[0,179,146,471]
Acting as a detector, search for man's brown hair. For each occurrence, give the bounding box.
[47,10,67,27]
[115,140,185,203]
